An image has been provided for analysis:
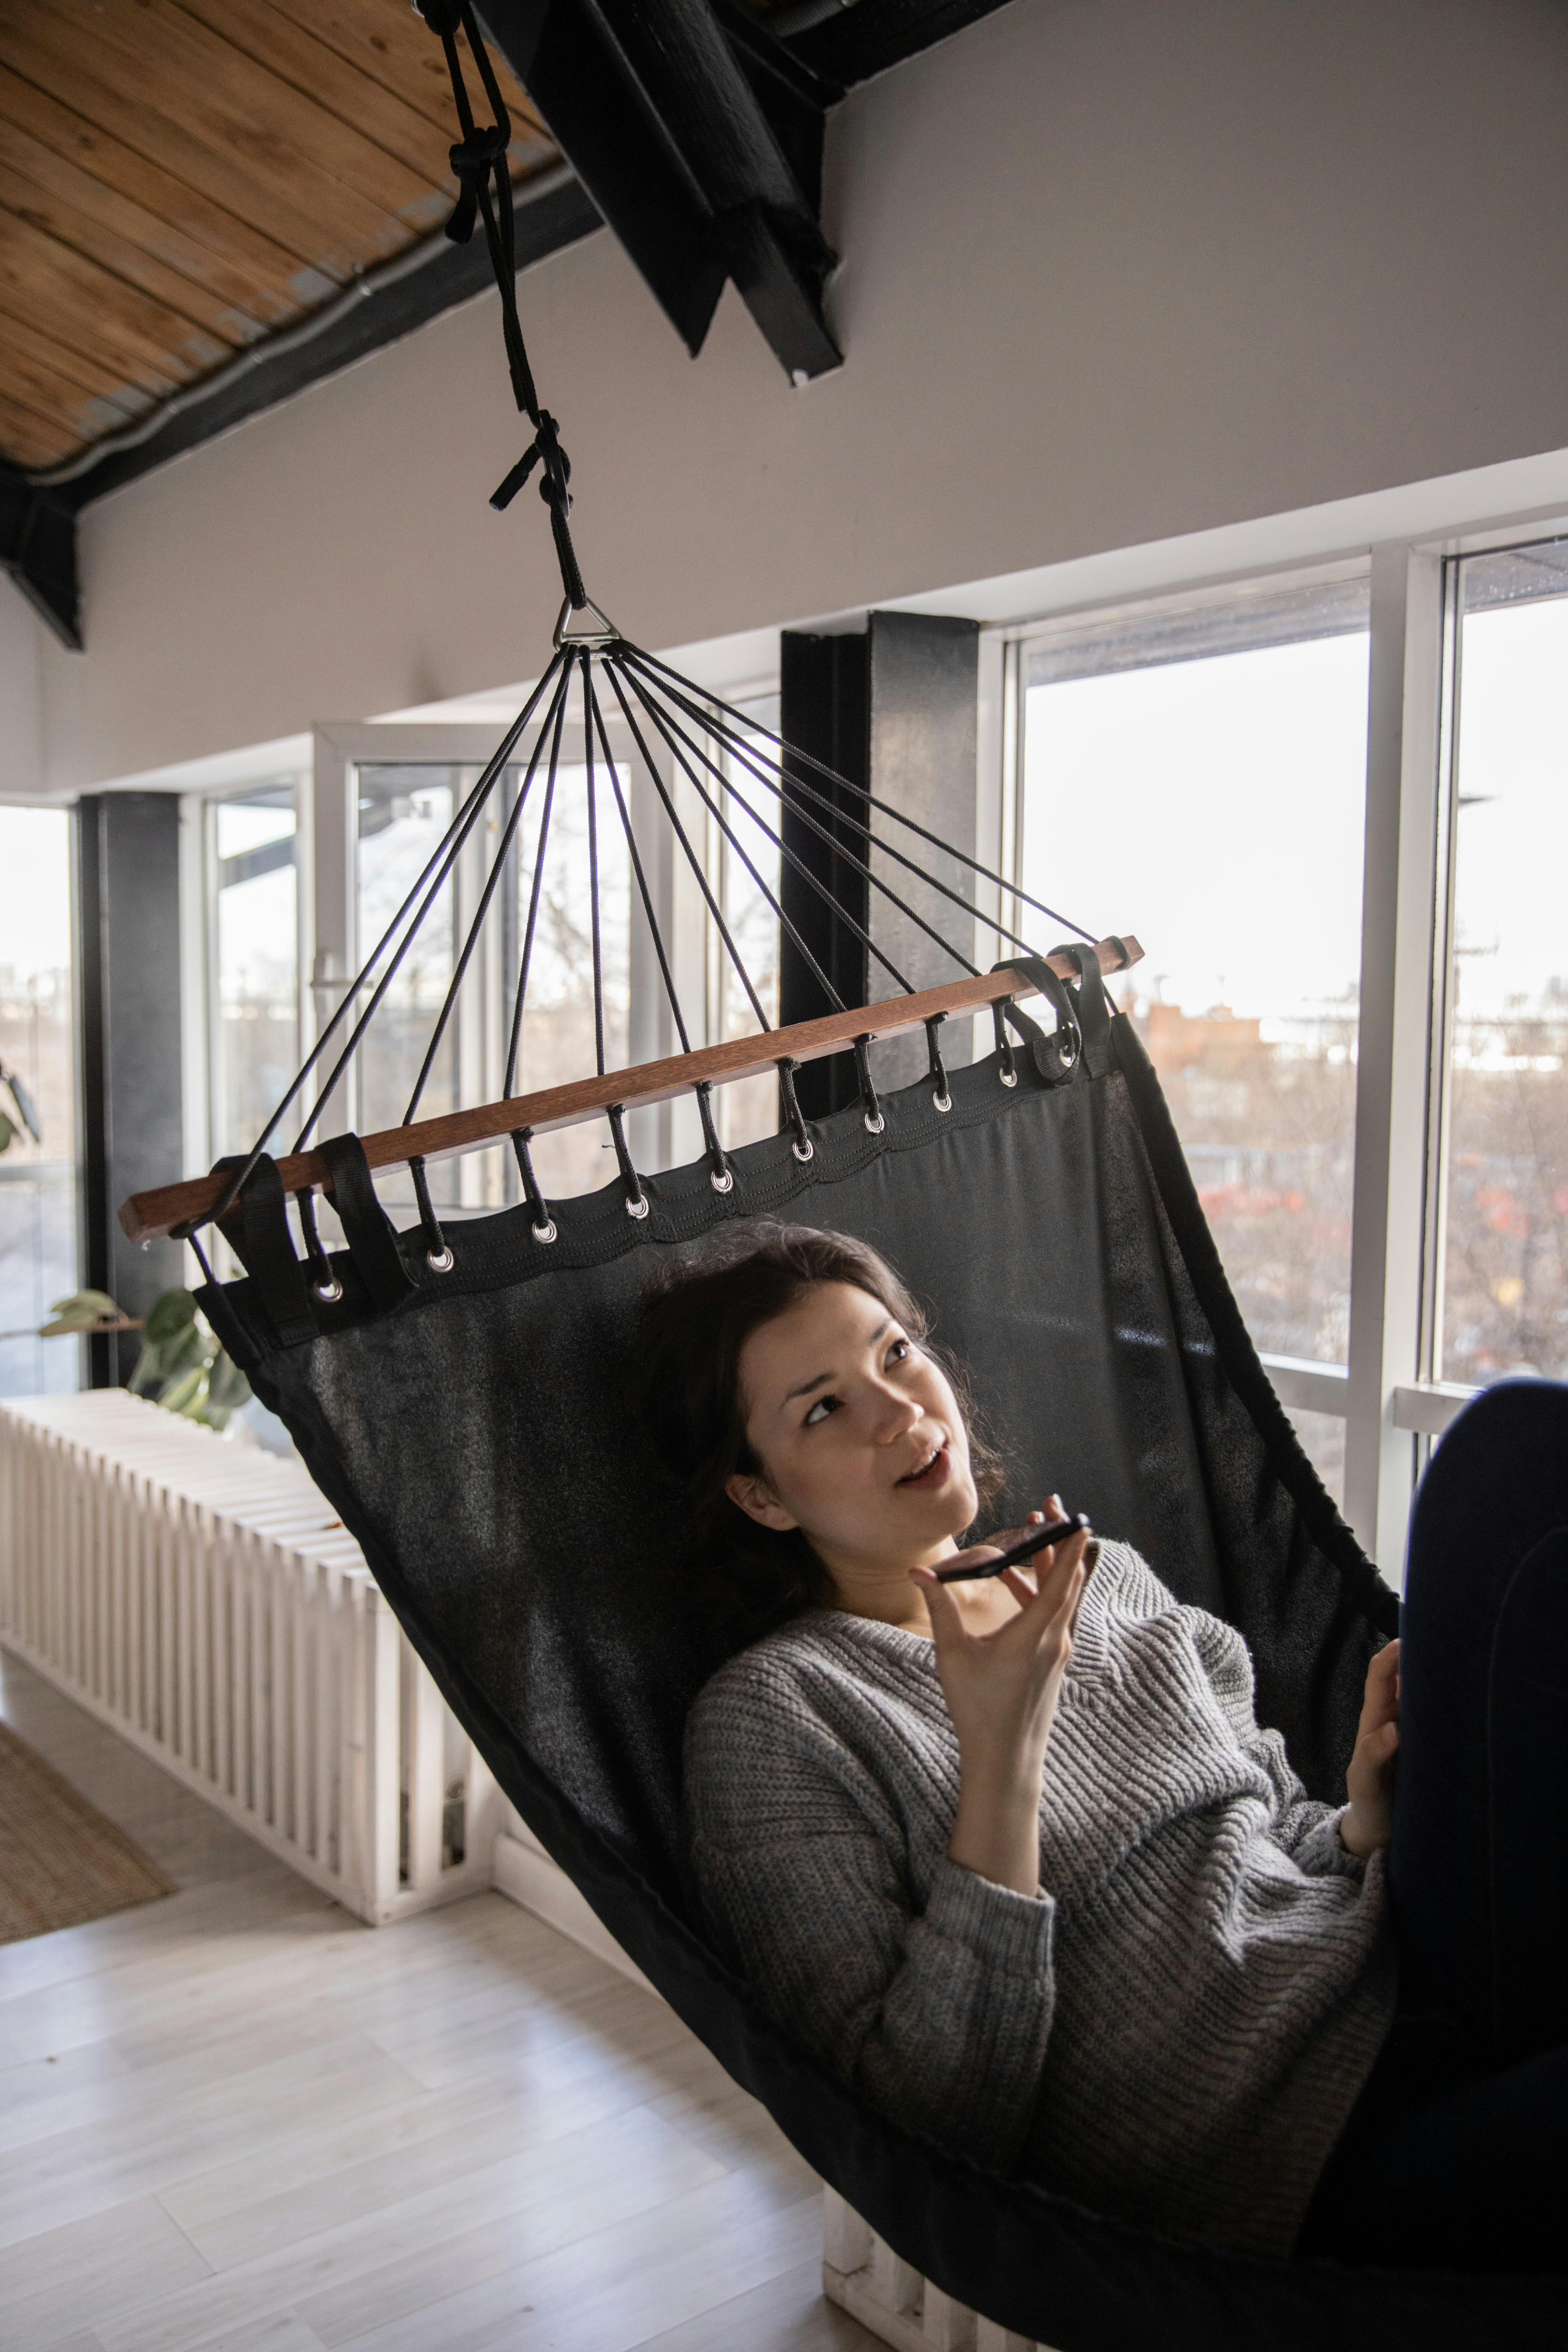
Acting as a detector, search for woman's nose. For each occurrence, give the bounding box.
[869,1386,920,1442]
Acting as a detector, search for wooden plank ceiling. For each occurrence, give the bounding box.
[0,0,558,475]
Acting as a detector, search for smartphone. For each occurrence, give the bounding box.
[935,1511,1093,1583]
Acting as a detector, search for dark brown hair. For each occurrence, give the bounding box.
[624,1222,1004,1659]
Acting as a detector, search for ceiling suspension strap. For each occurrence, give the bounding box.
[925,1014,952,1114]
[694,1082,734,1194]
[418,0,586,608]
[777,1058,814,1162]
[853,1037,884,1135]
[510,1129,556,1245]
[410,1157,454,1273]
[295,1187,341,1303]
[606,1104,649,1218]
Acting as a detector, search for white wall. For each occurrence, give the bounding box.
[34,0,1568,791]
[0,578,45,799]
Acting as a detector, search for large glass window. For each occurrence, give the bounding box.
[209,786,298,1163]
[1434,537,1568,1387]
[1018,577,1370,1500]
[0,806,77,1397]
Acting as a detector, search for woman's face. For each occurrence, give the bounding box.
[727,1280,979,1575]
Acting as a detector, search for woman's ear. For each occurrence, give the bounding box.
[726,1470,798,1533]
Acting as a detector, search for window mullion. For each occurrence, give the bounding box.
[1343,546,1446,1578]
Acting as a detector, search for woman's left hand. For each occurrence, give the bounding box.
[1340,1638,1400,1858]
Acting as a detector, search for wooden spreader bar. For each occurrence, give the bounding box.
[120,936,1142,1245]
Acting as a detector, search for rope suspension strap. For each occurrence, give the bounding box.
[925,1015,952,1113]
[417,0,587,609]
[510,1129,556,1245]
[410,1158,454,1273]
[853,1037,884,1134]
[606,1105,649,1217]
[694,1082,735,1195]
[295,1188,341,1302]
[777,1058,814,1162]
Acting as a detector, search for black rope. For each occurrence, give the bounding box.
[584,666,693,1055]
[612,663,864,1012]
[418,1,586,606]
[598,662,774,1032]
[628,645,1099,945]
[606,1103,648,1217]
[630,663,981,986]
[504,674,572,1098]
[404,657,575,1127]
[694,1081,735,1194]
[777,1058,814,1162]
[584,656,607,1078]
[410,1157,454,1271]
[295,1187,341,1300]
[852,1036,884,1134]
[925,1014,953,1112]
[510,1128,556,1242]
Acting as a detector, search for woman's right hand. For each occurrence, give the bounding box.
[910,1509,1090,1895]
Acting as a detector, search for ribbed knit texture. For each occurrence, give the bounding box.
[685,1542,1397,2259]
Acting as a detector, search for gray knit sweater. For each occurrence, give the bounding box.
[684,1541,1397,2259]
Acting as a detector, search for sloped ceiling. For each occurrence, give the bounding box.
[0,0,556,473]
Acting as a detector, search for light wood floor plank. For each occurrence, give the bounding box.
[0,1643,880,2352]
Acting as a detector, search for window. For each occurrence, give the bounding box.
[1432,536,1568,1389]
[1017,575,1370,1500]
[0,806,76,1396]
[208,786,298,1164]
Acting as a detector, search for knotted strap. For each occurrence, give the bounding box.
[316,1134,417,1310]
[211,1153,318,1348]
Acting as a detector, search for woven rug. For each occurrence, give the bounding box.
[0,1719,176,1944]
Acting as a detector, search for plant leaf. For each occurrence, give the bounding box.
[144,1288,198,1345]
[158,1366,206,1418]
[0,1111,14,1155]
[42,1288,124,1332]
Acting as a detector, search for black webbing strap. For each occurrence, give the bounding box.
[989,957,1085,1086]
[1044,941,1114,1076]
[317,1134,417,1309]
[852,1037,884,1134]
[210,1154,317,1347]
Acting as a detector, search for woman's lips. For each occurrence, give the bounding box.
[897,1444,951,1491]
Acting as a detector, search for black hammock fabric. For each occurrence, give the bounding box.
[199,967,1556,2351]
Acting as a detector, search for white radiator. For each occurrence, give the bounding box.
[0,1390,499,1924]
[823,2189,1058,2352]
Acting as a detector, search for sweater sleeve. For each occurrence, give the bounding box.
[685,1663,1055,2171]
[1177,1593,1369,1879]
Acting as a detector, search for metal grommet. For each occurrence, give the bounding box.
[531,1218,558,1246]
[791,1139,814,1163]
[933,1091,952,1114]
[426,1246,455,1274]
[314,1276,343,1304]
[864,1111,885,1135]
[625,1192,650,1220]
[1060,1038,1079,1066]
[1000,1068,1018,1088]
[710,1168,734,1194]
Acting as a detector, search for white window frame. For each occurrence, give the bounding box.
[994,506,1568,1577]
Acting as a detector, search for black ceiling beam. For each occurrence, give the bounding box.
[0,462,80,650]
[477,0,844,381]
[785,0,1017,86]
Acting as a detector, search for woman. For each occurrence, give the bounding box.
[629,1222,1568,2272]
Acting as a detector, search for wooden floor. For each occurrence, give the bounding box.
[0,1647,878,2352]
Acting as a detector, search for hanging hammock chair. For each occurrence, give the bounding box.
[118,11,1559,2344]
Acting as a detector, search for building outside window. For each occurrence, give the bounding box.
[1017,574,1370,1502]
[710,695,783,1151]
[0,805,77,1397]
[208,785,299,1165]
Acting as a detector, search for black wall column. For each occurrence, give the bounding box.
[77,794,184,1386]
[779,611,980,1113]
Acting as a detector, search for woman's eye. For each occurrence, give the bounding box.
[804,1395,838,1426]
[886,1338,911,1367]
